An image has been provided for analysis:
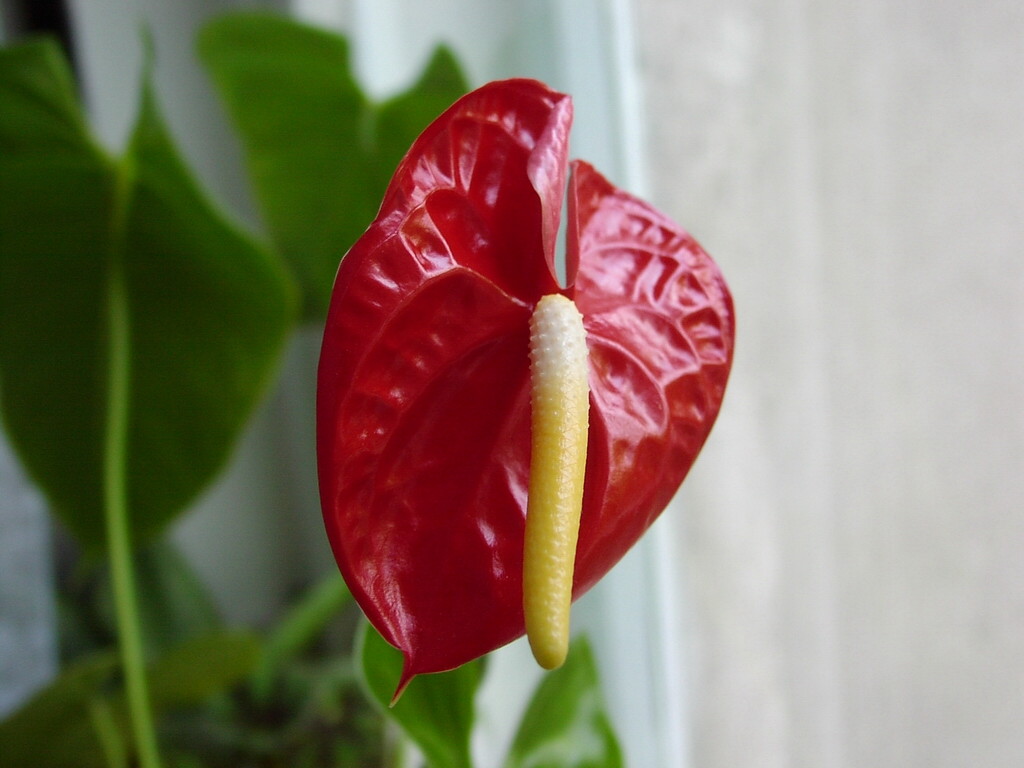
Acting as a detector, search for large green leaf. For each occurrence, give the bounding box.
[359,621,482,768]
[504,638,624,768]
[0,40,295,550]
[199,12,469,319]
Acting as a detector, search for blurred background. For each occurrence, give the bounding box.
[2,0,1022,766]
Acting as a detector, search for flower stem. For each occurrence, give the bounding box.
[105,165,162,768]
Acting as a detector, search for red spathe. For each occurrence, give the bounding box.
[317,79,734,692]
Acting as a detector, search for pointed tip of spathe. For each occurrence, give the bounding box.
[390,658,416,706]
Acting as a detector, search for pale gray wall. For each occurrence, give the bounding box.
[635,0,1024,766]
[0,439,56,717]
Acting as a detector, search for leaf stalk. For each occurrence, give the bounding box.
[104,160,162,768]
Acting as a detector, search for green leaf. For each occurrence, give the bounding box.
[0,40,295,550]
[504,638,624,768]
[0,652,117,768]
[0,633,261,768]
[358,621,482,768]
[199,11,469,319]
[146,632,261,708]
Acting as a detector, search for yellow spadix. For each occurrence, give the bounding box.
[523,293,590,670]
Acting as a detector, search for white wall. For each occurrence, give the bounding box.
[0,437,55,717]
[635,0,1024,765]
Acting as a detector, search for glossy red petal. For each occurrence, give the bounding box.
[569,159,735,591]
[318,80,571,685]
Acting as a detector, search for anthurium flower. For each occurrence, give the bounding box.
[317,79,734,693]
